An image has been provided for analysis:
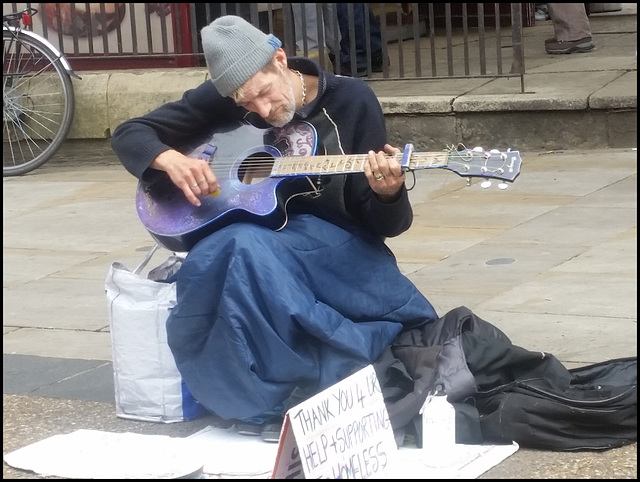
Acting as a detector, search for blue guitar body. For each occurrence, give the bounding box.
[136,120,318,252]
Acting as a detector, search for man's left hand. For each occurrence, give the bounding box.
[364,144,406,202]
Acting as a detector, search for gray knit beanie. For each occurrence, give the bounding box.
[201,15,282,97]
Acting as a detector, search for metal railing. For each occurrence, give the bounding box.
[3,3,526,89]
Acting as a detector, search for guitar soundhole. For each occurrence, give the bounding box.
[145,174,181,202]
[238,151,275,185]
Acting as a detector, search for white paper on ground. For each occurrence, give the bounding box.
[383,442,520,479]
[188,425,518,479]
[187,425,278,478]
[3,429,204,479]
[4,426,518,480]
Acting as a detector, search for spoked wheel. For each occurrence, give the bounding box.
[3,29,75,176]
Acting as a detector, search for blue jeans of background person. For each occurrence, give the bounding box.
[336,3,383,75]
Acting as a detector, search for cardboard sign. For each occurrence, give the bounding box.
[271,365,398,479]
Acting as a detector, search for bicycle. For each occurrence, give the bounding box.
[3,7,81,176]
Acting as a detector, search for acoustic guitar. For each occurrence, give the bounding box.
[136,120,522,252]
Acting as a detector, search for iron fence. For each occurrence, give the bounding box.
[3,3,526,88]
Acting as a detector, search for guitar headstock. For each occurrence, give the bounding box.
[445,147,522,185]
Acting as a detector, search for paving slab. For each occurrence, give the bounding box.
[2,149,637,478]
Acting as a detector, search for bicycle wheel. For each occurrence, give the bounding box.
[3,29,75,176]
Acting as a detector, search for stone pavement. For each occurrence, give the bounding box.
[2,4,638,480]
[3,139,637,478]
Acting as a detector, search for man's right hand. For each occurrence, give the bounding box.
[152,149,219,207]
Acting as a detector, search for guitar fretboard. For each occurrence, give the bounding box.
[271,152,449,177]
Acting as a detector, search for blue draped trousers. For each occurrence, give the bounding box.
[166,214,437,422]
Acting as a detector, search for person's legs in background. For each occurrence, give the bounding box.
[336,3,385,77]
[321,3,340,71]
[291,3,338,69]
[545,3,594,54]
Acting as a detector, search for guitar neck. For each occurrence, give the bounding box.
[272,152,448,177]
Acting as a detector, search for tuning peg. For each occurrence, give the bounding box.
[498,182,508,190]
[481,180,492,189]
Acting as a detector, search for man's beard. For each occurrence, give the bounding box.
[264,79,296,127]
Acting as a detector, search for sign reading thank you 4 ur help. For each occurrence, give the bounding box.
[271,365,398,479]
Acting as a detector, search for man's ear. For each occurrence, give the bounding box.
[274,48,288,68]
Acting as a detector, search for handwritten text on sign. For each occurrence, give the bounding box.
[288,365,398,479]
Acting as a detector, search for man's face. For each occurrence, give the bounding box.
[235,65,296,127]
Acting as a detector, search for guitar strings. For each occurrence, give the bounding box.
[189,152,444,170]
[187,153,412,175]
[189,153,407,167]
[188,148,511,177]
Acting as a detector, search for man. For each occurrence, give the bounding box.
[111,15,437,442]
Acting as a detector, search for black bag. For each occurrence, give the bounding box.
[459,335,637,451]
[378,306,638,451]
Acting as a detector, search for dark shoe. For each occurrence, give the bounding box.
[261,417,284,443]
[546,37,594,54]
[371,51,390,73]
[235,421,263,436]
[328,52,336,72]
[545,36,556,45]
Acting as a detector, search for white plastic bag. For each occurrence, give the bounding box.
[105,243,205,423]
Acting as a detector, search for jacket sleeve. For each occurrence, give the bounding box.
[110,81,238,180]
[341,82,414,238]
[346,175,413,238]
